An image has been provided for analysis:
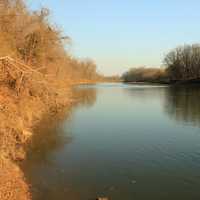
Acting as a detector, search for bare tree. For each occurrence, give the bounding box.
[164,44,200,81]
[0,0,99,82]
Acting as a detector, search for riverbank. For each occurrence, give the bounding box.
[0,1,102,198]
[0,73,98,199]
[124,81,169,85]
[123,78,200,85]
[0,81,73,199]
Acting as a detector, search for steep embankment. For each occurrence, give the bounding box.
[0,57,73,200]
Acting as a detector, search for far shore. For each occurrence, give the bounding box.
[123,78,200,86]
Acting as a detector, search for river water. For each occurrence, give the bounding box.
[23,83,200,200]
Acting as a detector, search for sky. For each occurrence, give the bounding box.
[27,0,200,75]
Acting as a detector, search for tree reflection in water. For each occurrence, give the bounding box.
[72,87,97,108]
[24,87,97,164]
[22,87,97,200]
[164,85,200,127]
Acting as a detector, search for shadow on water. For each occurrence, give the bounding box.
[21,87,97,200]
[164,85,200,127]
[72,87,97,108]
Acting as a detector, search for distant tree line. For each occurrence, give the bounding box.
[122,44,200,84]
[122,67,168,83]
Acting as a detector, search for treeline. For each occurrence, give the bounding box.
[164,44,200,82]
[122,67,168,83]
[122,43,200,84]
[102,75,121,82]
[0,0,99,82]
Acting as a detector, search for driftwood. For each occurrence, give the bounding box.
[0,56,47,94]
[0,56,43,74]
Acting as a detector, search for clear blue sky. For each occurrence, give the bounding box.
[27,0,200,75]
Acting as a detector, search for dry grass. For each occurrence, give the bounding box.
[0,1,101,199]
[0,159,31,200]
[0,57,73,200]
[0,56,72,159]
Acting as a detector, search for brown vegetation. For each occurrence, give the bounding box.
[0,0,101,199]
[102,75,121,82]
[122,43,200,84]
[122,67,168,83]
[0,159,30,200]
[0,0,99,82]
[164,44,200,82]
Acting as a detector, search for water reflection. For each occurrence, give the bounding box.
[25,117,72,165]
[164,86,200,127]
[22,83,200,200]
[22,87,97,200]
[124,84,167,103]
[72,87,97,108]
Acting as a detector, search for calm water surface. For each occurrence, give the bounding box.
[23,83,200,200]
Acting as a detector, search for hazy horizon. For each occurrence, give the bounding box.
[28,0,200,76]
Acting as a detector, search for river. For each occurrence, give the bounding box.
[23,83,200,200]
